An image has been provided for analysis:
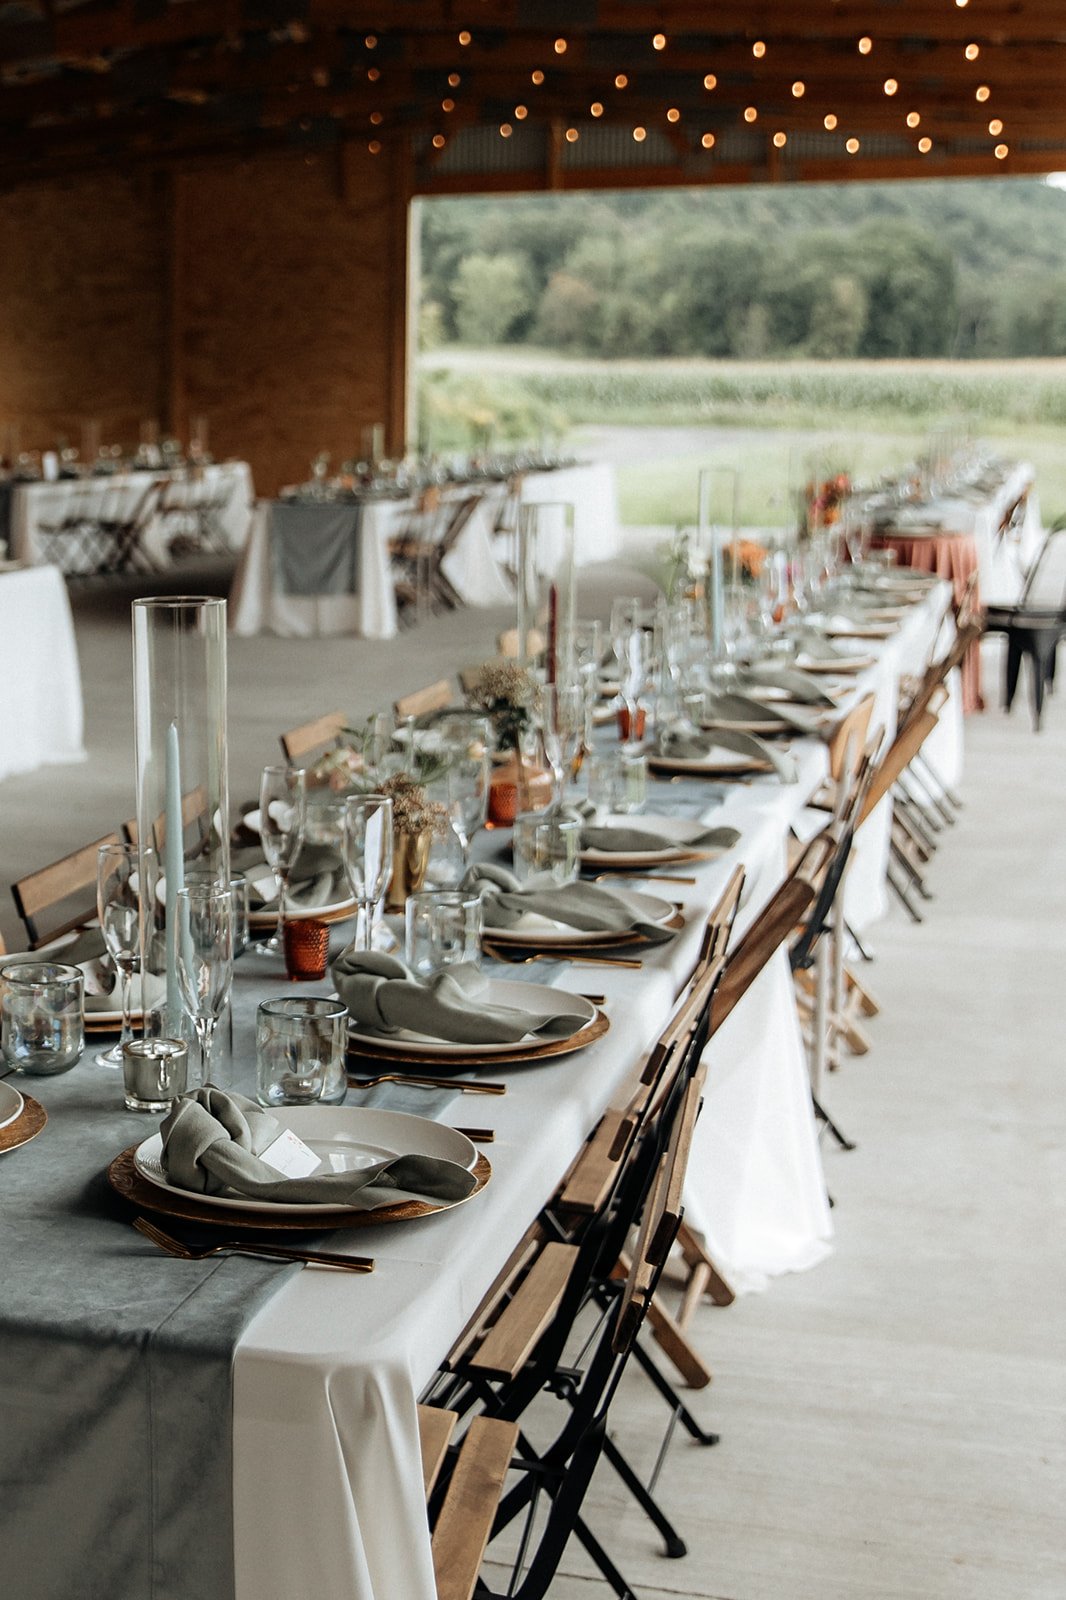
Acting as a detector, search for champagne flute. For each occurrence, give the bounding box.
[258,764,307,956]
[539,683,585,805]
[95,841,149,1067]
[342,795,394,952]
[438,714,491,867]
[175,884,234,1088]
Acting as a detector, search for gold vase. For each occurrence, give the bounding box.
[386,827,433,911]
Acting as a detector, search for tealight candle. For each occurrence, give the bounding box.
[122,1037,188,1113]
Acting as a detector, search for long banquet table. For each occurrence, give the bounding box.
[1,579,957,1600]
[0,563,85,782]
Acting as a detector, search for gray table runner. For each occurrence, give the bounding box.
[269,500,362,596]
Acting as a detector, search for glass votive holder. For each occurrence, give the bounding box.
[283,918,331,981]
[405,890,482,978]
[256,996,348,1108]
[0,961,84,1076]
[586,749,647,816]
[122,1036,188,1113]
[511,811,582,887]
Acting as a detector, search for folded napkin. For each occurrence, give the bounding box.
[464,862,678,944]
[657,725,797,783]
[160,1085,477,1207]
[702,690,824,737]
[791,629,859,662]
[736,665,839,706]
[334,947,591,1043]
[570,799,739,856]
[231,842,348,910]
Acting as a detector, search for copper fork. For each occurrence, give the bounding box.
[133,1215,375,1272]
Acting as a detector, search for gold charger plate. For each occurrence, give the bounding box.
[347,1006,610,1069]
[107,1145,491,1232]
[483,908,685,955]
[648,755,773,779]
[248,900,358,930]
[0,1093,47,1154]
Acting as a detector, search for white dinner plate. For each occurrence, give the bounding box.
[648,748,772,775]
[581,814,727,868]
[348,980,598,1057]
[484,889,675,945]
[701,715,792,737]
[823,621,895,639]
[248,895,358,927]
[795,653,876,675]
[133,1105,478,1215]
[0,1080,25,1133]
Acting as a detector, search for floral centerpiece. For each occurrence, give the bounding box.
[464,661,550,823]
[802,472,851,536]
[378,772,449,909]
[723,538,769,584]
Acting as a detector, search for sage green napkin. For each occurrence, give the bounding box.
[792,629,854,662]
[702,690,824,736]
[737,665,839,706]
[464,862,678,943]
[231,842,348,910]
[658,725,798,783]
[333,947,591,1043]
[572,801,739,855]
[160,1085,477,1206]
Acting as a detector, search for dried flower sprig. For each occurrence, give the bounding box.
[379,772,449,839]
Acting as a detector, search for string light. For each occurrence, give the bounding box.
[364,35,377,49]
[368,139,381,153]
[883,78,898,96]
[906,111,921,128]
[701,132,716,149]
[995,142,1009,158]
[743,105,758,122]
[590,101,604,117]
[752,41,766,59]
[918,136,932,152]
[652,33,667,50]
[956,0,969,8]
[988,118,1003,135]
[499,122,512,137]
[858,36,873,55]
[432,132,446,147]
[703,74,717,91]
[441,98,455,112]
[666,107,681,123]
[554,37,567,54]
[633,125,646,141]
[369,110,383,125]
[457,31,471,46]
[531,70,545,85]
[772,131,787,147]
[824,113,838,130]
[792,81,805,98]
[367,67,380,82]
[976,84,991,101]
[846,136,861,153]
[514,104,528,119]
[965,43,980,60]
[447,73,461,87]
[615,73,628,89]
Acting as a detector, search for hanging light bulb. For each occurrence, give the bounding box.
[704,73,717,90]
[652,33,667,51]
[906,111,921,128]
[772,131,787,148]
[701,132,716,149]
[846,136,860,153]
[824,112,838,130]
[858,37,873,55]
[918,136,932,153]
[633,125,647,141]
[883,78,898,96]
[792,81,805,98]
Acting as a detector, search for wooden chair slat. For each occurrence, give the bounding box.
[416,1404,458,1498]
[468,1241,579,1381]
[279,710,348,766]
[123,785,208,849]
[431,1416,518,1600]
[393,679,453,721]
[12,832,123,947]
[556,1110,627,1215]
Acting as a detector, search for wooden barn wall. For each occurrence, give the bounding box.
[0,145,410,497]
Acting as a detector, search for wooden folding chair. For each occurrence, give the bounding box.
[416,1406,519,1600]
[11,832,122,948]
[122,784,208,850]
[278,710,348,766]
[393,678,454,722]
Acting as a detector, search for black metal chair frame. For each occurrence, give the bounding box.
[983,523,1066,730]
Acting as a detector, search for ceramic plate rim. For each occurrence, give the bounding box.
[348,979,597,1056]
[484,888,675,945]
[132,1105,478,1214]
[0,1080,25,1132]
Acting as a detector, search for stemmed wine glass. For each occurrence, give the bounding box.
[95,841,149,1067]
[175,883,234,1088]
[438,714,491,867]
[257,764,307,955]
[342,794,394,952]
[539,683,585,806]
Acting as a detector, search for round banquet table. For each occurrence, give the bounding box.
[870,531,982,712]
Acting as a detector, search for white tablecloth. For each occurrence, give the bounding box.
[10,462,254,570]
[521,462,623,566]
[0,565,85,781]
[229,583,955,1600]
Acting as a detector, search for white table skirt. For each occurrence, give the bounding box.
[11,462,253,570]
[230,581,954,1600]
[0,565,85,781]
[229,503,400,640]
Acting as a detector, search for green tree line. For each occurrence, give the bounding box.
[419,178,1066,361]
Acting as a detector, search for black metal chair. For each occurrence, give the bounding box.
[983,522,1066,730]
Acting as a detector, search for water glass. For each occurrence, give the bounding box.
[0,962,84,1076]
[122,1036,188,1113]
[256,996,348,1108]
[512,812,582,887]
[405,890,482,977]
[586,748,647,815]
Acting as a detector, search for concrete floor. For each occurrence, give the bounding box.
[3,565,1063,1598]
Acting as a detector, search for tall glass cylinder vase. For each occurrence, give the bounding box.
[697,467,737,669]
[132,597,230,1040]
[517,501,575,680]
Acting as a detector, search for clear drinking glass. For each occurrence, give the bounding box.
[256,997,348,1108]
[342,794,394,952]
[404,890,483,977]
[438,714,491,866]
[96,841,149,1068]
[512,812,582,887]
[0,962,84,1076]
[586,749,647,815]
[258,764,307,956]
[175,884,234,1088]
[539,683,585,805]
